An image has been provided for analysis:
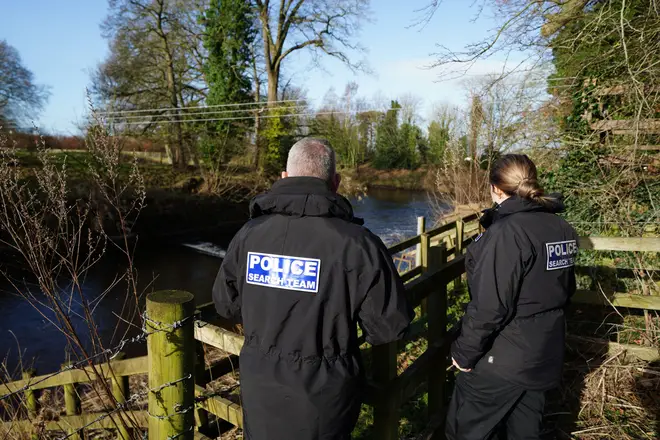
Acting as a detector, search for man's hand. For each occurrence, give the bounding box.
[452,357,472,373]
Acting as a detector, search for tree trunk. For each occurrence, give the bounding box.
[157,0,186,170]
[166,68,185,170]
[253,56,261,171]
[267,67,279,104]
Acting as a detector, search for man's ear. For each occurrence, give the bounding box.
[281,171,288,179]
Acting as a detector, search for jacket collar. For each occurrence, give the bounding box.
[249,176,364,225]
[479,194,565,229]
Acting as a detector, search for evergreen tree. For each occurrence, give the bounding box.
[373,101,401,169]
[202,0,256,164]
[427,121,450,165]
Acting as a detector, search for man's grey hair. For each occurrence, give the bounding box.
[286,137,336,182]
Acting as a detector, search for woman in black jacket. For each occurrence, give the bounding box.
[445,154,578,440]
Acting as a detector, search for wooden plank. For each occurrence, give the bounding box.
[426,222,456,239]
[575,265,660,279]
[594,84,660,96]
[195,385,243,428]
[388,235,421,255]
[590,119,660,133]
[371,341,399,440]
[579,236,660,252]
[0,411,148,431]
[462,213,480,224]
[615,145,660,151]
[567,335,660,362]
[195,431,216,440]
[572,290,660,311]
[0,356,148,395]
[400,265,423,283]
[427,245,448,418]
[407,256,466,308]
[194,321,244,356]
[396,327,459,405]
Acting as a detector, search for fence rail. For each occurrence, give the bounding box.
[1,212,658,439]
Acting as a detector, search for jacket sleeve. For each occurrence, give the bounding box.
[212,233,243,320]
[357,236,414,346]
[451,226,527,369]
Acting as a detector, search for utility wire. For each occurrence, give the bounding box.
[113,109,401,126]
[105,104,308,121]
[97,99,306,116]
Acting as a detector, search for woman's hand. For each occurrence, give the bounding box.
[452,357,472,373]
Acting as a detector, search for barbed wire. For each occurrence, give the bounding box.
[55,371,204,440]
[51,314,203,440]
[1,311,236,439]
[0,329,155,402]
[0,311,196,402]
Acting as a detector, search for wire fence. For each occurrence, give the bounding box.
[0,310,220,440]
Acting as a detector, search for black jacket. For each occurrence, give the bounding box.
[213,177,413,440]
[451,196,578,390]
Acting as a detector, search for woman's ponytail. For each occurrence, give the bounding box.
[490,154,555,207]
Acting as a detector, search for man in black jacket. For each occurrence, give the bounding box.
[213,137,413,440]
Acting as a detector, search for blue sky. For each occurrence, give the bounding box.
[1,0,523,134]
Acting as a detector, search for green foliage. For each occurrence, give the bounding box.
[373,101,421,170]
[201,0,255,165]
[310,113,365,170]
[427,120,450,165]
[543,0,659,238]
[262,107,297,175]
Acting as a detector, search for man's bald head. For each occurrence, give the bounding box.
[284,138,340,190]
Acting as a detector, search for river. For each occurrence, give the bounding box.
[0,188,447,374]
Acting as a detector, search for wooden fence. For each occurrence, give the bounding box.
[1,213,658,440]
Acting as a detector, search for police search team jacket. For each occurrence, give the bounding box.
[451,195,578,390]
[213,176,414,440]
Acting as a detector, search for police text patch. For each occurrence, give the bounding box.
[545,240,578,271]
[246,252,321,293]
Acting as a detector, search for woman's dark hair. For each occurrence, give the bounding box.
[489,154,554,206]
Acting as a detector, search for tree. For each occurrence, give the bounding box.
[373,101,405,169]
[93,0,207,169]
[202,0,257,164]
[0,40,49,127]
[253,0,369,103]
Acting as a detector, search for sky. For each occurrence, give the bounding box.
[0,0,528,135]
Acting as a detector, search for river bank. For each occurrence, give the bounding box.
[342,165,438,192]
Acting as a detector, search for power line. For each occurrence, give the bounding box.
[96,99,306,116]
[114,108,400,126]
[105,104,308,121]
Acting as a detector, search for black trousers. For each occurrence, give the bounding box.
[445,370,546,440]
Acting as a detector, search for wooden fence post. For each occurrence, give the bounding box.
[147,290,195,440]
[62,362,82,440]
[110,353,130,440]
[455,219,465,255]
[427,244,448,428]
[415,216,426,269]
[194,341,210,433]
[372,341,399,440]
[454,219,465,294]
[420,232,431,318]
[22,369,38,440]
[22,369,37,418]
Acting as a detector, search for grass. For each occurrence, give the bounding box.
[14,150,268,195]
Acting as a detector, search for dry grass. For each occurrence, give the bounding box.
[546,349,660,440]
